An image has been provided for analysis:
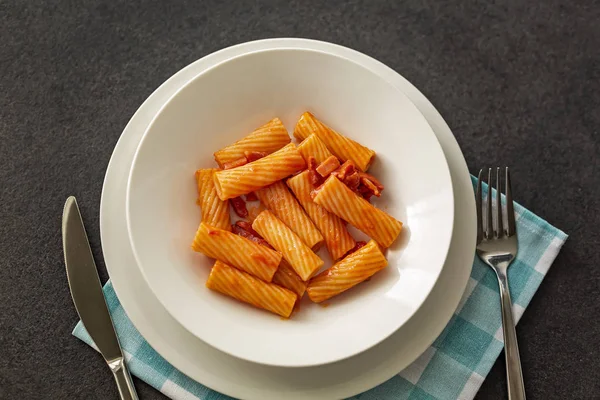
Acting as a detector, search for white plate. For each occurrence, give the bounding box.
[101,39,475,399]
[126,47,454,367]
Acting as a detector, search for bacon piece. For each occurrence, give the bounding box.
[222,156,248,170]
[310,179,327,201]
[244,151,268,162]
[328,160,384,199]
[307,156,323,186]
[360,176,382,197]
[343,171,361,191]
[357,185,375,201]
[316,155,341,178]
[310,171,322,186]
[325,159,385,201]
[230,196,248,218]
[343,240,367,257]
[353,241,368,252]
[235,221,259,235]
[358,172,384,191]
[331,160,356,181]
[245,192,258,202]
[232,221,274,249]
[353,171,384,200]
[307,156,318,170]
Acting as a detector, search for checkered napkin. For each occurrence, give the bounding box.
[73,178,567,400]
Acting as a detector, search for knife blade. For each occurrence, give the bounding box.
[62,196,138,400]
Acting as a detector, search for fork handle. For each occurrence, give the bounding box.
[496,270,526,400]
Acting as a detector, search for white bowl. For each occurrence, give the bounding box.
[126,47,454,367]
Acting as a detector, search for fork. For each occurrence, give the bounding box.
[476,167,525,400]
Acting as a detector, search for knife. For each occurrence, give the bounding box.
[62,196,138,400]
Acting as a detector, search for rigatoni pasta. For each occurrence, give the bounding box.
[189,112,406,318]
[192,222,282,282]
[207,261,297,318]
[293,112,376,172]
[213,143,306,200]
[272,260,307,298]
[297,134,334,164]
[252,210,324,281]
[312,175,402,248]
[256,181,323,249]
[307,240,387,303]
[213,118,291,168]
[195,169,231,231]
[287,171,355,260]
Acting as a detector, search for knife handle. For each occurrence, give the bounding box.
[109,357,139,400]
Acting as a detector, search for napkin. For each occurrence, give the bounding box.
[73,178,567,400]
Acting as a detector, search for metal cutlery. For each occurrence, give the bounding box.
[62,196,139,400]
[475,167,525,400]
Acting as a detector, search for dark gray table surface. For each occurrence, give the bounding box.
[1,1,599,399]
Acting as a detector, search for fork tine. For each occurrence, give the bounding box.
[506,167,516,236]
[496,167,503,237]
[486,168,493,239]
[476,169,483,243]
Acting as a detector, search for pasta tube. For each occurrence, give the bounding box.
[192,222,281,282]
[213,143,306,200]
[286,171,355,260]
[252,210,324,281]
[297,134,333,164]
[272,260,307,298]
[293,112,376,171]
[213,118,291,168]
[312,176,402,248]
[256,181,323,249]
[207,261,297,318]
[307,240,387,303]
[195,169,230,231]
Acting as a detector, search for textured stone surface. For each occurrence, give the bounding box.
[1,1,598,398]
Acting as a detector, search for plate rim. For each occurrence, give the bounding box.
[124,45,455,367]
[100,38,475,399]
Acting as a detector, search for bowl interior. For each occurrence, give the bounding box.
[127,48,454,367]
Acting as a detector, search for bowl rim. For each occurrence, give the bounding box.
[125,45,455,367]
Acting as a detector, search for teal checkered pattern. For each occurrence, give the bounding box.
[73,178,567,399]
